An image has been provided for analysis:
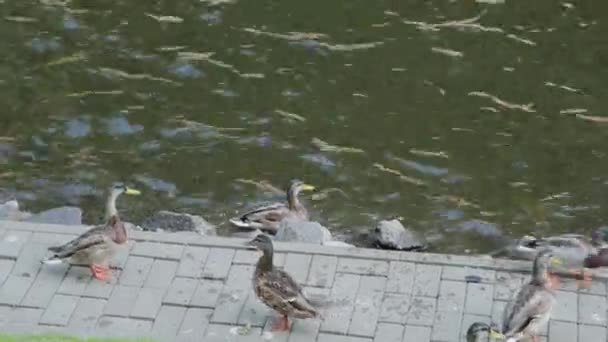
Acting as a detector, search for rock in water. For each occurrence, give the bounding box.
[374,219,425,251]
[25,206,82,225]
[0,200,29,221]
[274,218,332,244]
[141,211,216,235]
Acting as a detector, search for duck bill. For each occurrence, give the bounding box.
[550,256,563,265]
[124,187,141,195]
[301,184,315,191]
[489,330,504,339]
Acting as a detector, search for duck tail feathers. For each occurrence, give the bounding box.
[41,257,64,265]
[229,218,252,228]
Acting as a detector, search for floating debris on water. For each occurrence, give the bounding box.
[373,163,426,186]
[98,67,182,86]
[46,52,87,67]
[468,91,535,113]
[431,47,463,58]
[575,114,608,123]
[275,109,306,122]
[506,33,536,46]
[145,13,184,23]
[67,90,123,97]
[312,138,365,154]
[409,148,449,159]
[559,108,587,115]
[235,179,283,194]
[5,16,38,23]
[545,81,581,93]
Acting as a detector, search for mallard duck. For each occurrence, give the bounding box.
[502,250,562,342]
[230,180,315,233]
[466,322,502,342]
[492,231,608,287]
[43,183,140,280]
[246,234,319,331]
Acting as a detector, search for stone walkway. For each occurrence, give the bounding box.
[0,221,606,342]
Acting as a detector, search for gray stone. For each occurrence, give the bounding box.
[0,200,30,221]
[337,258,389,276]
[373,219,425,251]
[323,240,355,248]
[437,280,466,313]
[164,277,198,306]
[190,279,223,308]
[57,266,90,296]
[40,294,79,326]
[67,297,107,333]
[152,305,187,339]
[275,218,332,244]
[321,273,361,334]
[307,255,338,288]
[379,293,410,324]
[202,248,235,279]
[145,259,178,288]
[0,230,31,259]
[578,294,606,326]
[403,325,432,342]
[386,261,415,294]
[96,316,153,337]
[105,285,140,316]
[12,241,47,277]
[177,308,212,340]
[0,274,34,305]
[407,296,436,326]
[141,210,216,235]
[578,324,606,342]
[131,287,164,320]
[548,320,577,342]
[432,311,462,342]
[464,283,494,316]
[25,206,82,225]
[284,253,312,284]
[238,290,270,326]
[210,264,253,324]
[0,259,14,285]
[553,290,578,322]
[131,241,184,260]
[177,246,209,277]
[118,256,153,286]
[412,264,441,297]
[22,266,68,307]
[348,276,386,337]
[374,323,404,342]
[317,334,372,342]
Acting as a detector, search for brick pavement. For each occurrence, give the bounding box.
[0,221,607,341]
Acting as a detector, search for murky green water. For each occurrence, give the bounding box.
[1,0,608,253]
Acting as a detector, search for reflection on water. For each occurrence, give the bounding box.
[1,0,608,253]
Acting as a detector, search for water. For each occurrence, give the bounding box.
[1,0,608,253]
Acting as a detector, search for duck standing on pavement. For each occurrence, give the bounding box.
[42,183,140,280]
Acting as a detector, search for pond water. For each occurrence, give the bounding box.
[1,0,608,253]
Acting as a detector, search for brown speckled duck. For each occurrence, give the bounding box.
[230,180,315,233]
[246,234,319,331]
[43,183,140,280]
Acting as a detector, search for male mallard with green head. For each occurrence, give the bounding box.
[43,183,140,280]
[466,322,503,342]
[502,249,562,342]
[230,180,315,233]
[246,234,319,331]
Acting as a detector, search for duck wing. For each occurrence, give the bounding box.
[503,283,554,337]
[259,269,317,317]
[48,225,110,259]
[230,202,289,228]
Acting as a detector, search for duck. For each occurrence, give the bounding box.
[466,322,502,342]
[492,229,608,287]
[43,183,140,280]
[501,249,562,342]
[246,234,319,331]
[230,180,315,233]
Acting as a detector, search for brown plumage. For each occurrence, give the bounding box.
[247,234,318,330]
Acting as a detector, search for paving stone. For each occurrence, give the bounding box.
[402,324,431,342]
[284,253,313,284]
[152,305,187,339]
[238,289,271,326]
[464,283,494,316]
[190,279,223,308]
[176,246,209,278]
[317,333,372,342]
[111,240,133,269]
[578,324,606,342]
[118,256,154,286]
[145,259,178,288]
[412,264,441,297]
[96,316,153,337]
[211,264,254,324]
[431,311,461,342]
[348,276,386,337]
[233,249,259,264]
[40,294,79,326]
[552,290,578,322]
[131,241,184,260]
[104,285,139,316]
[31,232,75,245]
[385,261,415,294]
[337,258,389,276]
[0,231,31,259]
[57,266,91,296]
[21,265,69,307]
[437,280,466,313]
[374,322,404,342]
[0,259,14,285]
[0,306,43,330]
[307,255,338,288]
[494,272,527,300]
[0,274,34,305]
[407,296,436,326]
[177,308,212,341]
[204,323,262,342]
[131,287,165,320]
[578,294,606,326]
[379,293,410,324]
[202,248,235,279]
[289,317,321,342]
[576,280,606,296]
[491,300,507,326]
[261,319,290,342]
[83,271,119,299]
[68,297,107,334]
[320,272,361,334]
[11,241,47,277]
[442,265,495,283]
[164,277,197,306]
[548,320,578,342]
